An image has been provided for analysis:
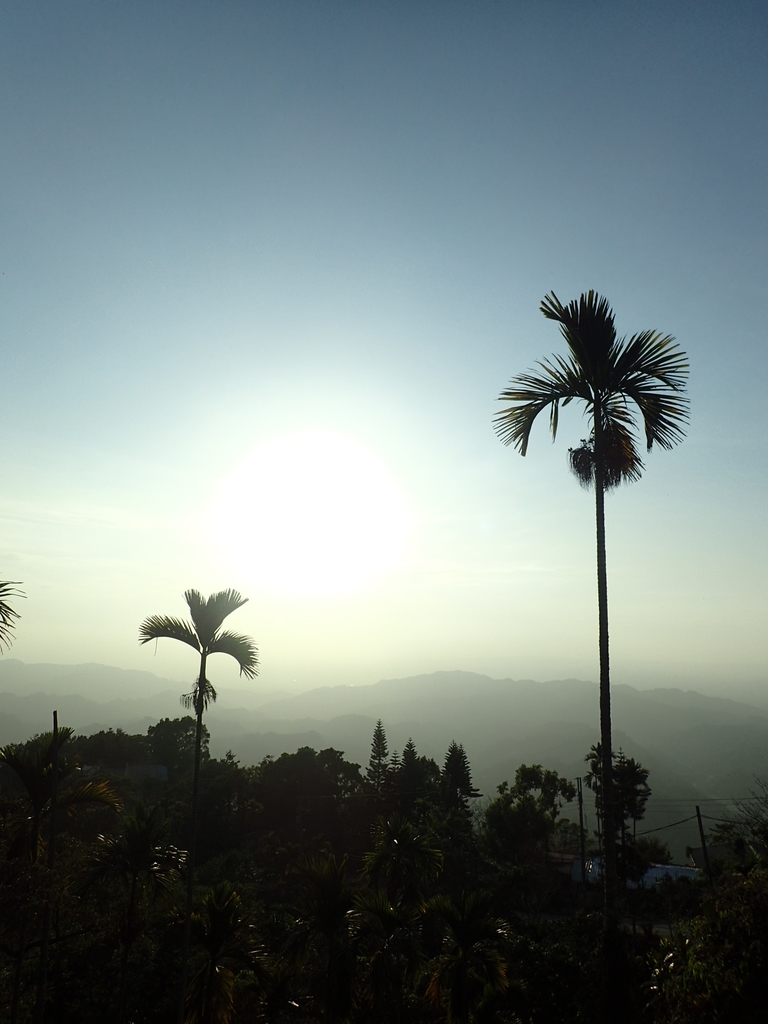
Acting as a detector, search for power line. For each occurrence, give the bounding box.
[646,797,764,804]
[584,797,764,804]
[635,815,697,836]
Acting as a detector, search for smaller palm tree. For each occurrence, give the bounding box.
[139,588,258,1022]
[88,803,184,1024]
[0,728,119,863]
[364,814,442,910]
[285,854,357,1024]
[185,883,264,1024]
[425,891,509,1024]
[352,889,424,1024]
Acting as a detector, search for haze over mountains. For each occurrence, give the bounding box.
[2,659,767,859]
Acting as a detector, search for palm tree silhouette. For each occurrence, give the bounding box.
[494,291,688,917]
[185,882,261,1024]
[424,890,508,1024]
[285,853,356,1024]
[352,889,424,1024]
[139,588,258,1024]
[88,803,184,1024]
[364,814,442,910]
[0,728,119,1024]
[0,728,118,862]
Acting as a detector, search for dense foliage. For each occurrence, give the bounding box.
[1,717,762,1023]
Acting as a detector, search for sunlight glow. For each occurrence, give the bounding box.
[210,432,412,596]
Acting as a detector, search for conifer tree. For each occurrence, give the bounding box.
[394,739,441,820]
[366,721,390,801]
[399,739,420,812]
[441,742,480,811]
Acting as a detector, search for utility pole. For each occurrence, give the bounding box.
[696,805,712,882]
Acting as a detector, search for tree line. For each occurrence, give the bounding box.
[4,711,768,1023]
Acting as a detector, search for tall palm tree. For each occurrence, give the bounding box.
[139,588,258,1024]
[494,291,688,917]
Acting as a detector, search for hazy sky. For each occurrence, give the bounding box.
[2,2,766,696]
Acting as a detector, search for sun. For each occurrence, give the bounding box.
[209,432,412,596]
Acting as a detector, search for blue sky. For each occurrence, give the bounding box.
[2,1,766,696]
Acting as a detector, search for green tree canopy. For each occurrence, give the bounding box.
[483,765,574,873]
[148,717,209,782]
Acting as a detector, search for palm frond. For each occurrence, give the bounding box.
[364,814,442,903]
[497,292,689,463]
[0,580,24,651]
[611,329,690,450]
[618,376,690,452]
[494,357,591,453]
[540,290,618,383]
[88,804,183,896]
[0,744,48,800]
[139,615,201,652]
[184,589,248,647]
[600,402,645,486]
[59,779,122,815]
[613,329,689,392]
[425,891,509,1021]
[208,630,259,678]
[0,728,78,810]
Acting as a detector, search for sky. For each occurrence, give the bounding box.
[1,1,766,698]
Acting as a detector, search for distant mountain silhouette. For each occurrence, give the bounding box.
[0,659,284,742]
[2,661,767,859]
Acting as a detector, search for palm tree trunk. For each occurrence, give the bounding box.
[325,939,336,1024]
[10,917,28,1024]
[34,906,52,1024]
[594,409,625,1023]
[118,873,138,1024]
[593,407,618,920]
[178,651,207,1024]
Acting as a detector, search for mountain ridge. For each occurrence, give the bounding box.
[2,661,766,858]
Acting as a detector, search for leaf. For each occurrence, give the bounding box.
[496,291,689,466]
[0,580,24,651]
[138,615,201,652]
[184,589,248,648]
[208,631,259,679]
